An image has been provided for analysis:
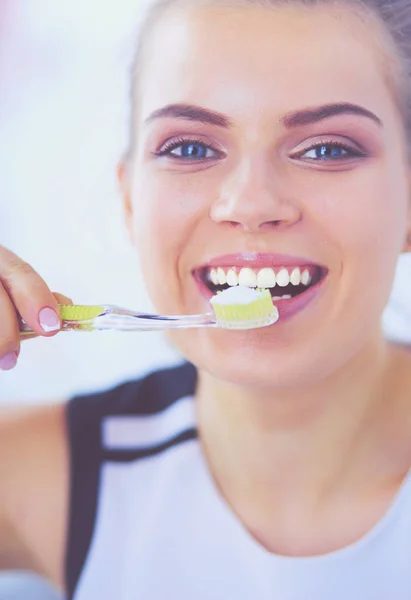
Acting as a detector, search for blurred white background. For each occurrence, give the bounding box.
[1,0,180,402]
[1,0,410,402]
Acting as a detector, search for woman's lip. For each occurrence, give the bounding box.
[202,253,326,269]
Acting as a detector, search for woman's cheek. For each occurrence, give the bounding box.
[328,171,405,310]
[317,166,402,252]
[131,180,202,312]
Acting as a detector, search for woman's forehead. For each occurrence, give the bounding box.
[137,2,395,126]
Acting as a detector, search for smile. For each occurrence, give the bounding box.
[193,254,329,321]
[203,265,324,300]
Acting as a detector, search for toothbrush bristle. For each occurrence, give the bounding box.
[211,288,279,330]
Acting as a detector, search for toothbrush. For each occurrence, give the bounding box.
[19,287,279,335]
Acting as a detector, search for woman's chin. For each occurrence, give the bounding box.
[168,327,326,391]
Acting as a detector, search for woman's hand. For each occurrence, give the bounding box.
[0,246,72,370]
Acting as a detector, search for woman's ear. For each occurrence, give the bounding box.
[118,160,135,245]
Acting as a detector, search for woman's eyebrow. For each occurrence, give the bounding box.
[144,102,383,129]
[145,104,233,128]
[281,103,383,128]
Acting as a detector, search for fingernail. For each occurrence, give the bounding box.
[0,352,18,371]
[39,307,60,332]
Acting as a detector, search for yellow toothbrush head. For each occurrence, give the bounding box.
[210,286,279,329]
[58,305,106,321]
[57,305,107,331]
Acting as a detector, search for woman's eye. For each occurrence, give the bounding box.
[299,143,362,161]
[161,141,219,160]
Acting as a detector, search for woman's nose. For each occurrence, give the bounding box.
[210,159,301,232]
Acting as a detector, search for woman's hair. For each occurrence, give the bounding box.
[126,0,411,159]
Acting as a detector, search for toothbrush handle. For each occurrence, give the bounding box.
[19,305,217,335]
[88,311,217,332]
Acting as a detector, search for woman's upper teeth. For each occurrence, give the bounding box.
[209,266,312,288]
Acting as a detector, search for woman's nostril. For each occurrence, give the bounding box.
[225,220,283,232]
[268,220,283,227]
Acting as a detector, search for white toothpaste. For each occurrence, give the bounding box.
[210,285,264,306]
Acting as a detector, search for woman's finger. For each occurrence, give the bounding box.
[0,284,21,369]
[0,247,61,337]
[52,293,73,306]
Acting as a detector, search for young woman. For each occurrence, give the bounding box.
[1,0,411,598]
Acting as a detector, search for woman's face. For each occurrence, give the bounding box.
[123,1,411,389]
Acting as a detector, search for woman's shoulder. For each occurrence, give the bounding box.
[66,360,197,479]
[65,360,197,477]
[0,401,69,588]
[67,360,197,422]
[65,362,198,597]
[0,361,197,590]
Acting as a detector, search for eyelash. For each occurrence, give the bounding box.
[154,137,367,162]
[293,140,367,161]
[155,137,222,160]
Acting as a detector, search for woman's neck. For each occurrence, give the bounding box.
[196,335,411,518]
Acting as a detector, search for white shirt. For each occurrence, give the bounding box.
[66,363,411,600]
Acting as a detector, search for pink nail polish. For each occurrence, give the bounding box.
[0,352,18,371]
[39,307,60,333]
